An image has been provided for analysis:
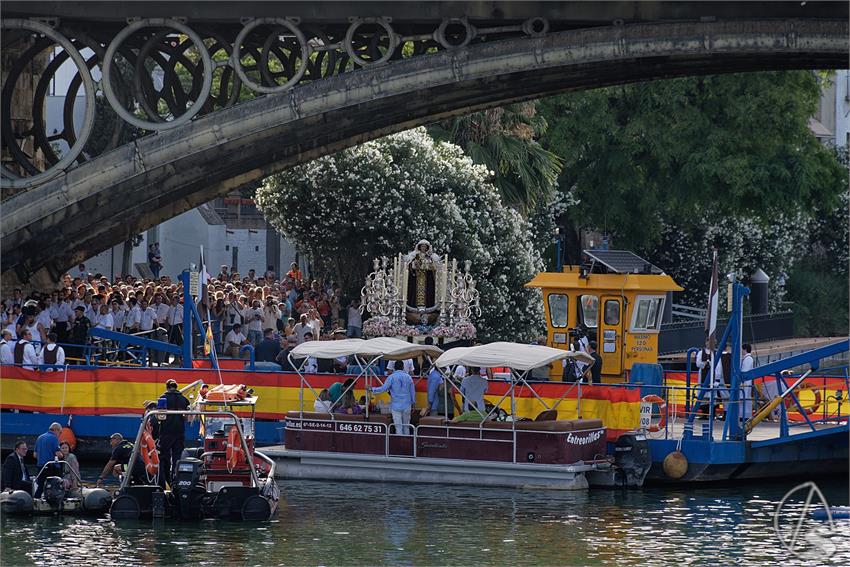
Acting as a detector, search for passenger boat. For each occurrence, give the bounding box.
[109,390,279,521]
[0,460,111,516]
[264,337,650,490]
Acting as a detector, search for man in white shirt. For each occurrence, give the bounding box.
[167,296,184,344]
[38,333,66,370]
[0,330,14,364]
[94,305,114,330]
[84,297,99,323]
[153,294,170,326]
[245,300,264,346]
[346,300,363,338]
[53,296,74,343]
[308,308,323,341]
[35,302,52,342]
[14,330,38,370]
[293,314,311,345]
[111,301,126,332]
[139,299,157,333]
[126,299,142,332]
[740,343,755,422]
[224,323,248,358]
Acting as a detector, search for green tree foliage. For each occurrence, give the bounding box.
[538,71,846,258]
[255,128,545,342]
[429,102,563,213]
[784,145,849,335]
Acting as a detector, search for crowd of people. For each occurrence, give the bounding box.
[0,261,365,367]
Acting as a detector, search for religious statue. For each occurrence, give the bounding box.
[403,240,443,325]
[360,239,479,340]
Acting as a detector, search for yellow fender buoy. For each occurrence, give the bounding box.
[59,426,77,452]
[663,450,688,480]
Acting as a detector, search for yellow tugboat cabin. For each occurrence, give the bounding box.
[526,250,682,382]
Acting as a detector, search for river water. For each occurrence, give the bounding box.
[1,472,848,566]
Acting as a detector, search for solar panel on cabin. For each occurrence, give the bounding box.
[583,250,664,274]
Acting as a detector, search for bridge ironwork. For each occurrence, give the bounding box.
[0,2,848,288]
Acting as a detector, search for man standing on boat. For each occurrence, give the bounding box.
[369,365,416,435]
[33,423,63,497]
[740,344,755,423]
[157,379,190,488]
[583,341,603,384]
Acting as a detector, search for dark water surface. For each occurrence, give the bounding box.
[1,470,848,566]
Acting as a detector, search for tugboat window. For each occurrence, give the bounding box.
[580,295,598,327]
[604,300,620,325]
[548,294,568,328]
[631,296,664,331]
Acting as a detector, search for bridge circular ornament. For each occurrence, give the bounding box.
[434,17,476,50]
[522,17,550,37]
[344,17,399,67]
[101,18,214,131]
[231,18,310,94]
[0,19,96,190]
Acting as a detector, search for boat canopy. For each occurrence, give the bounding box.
[435,342,593,371]
[290,337,443,361]
[290,338,367,359]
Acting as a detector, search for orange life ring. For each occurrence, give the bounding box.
[141,430,159,477]
[226,427,245,472]
[642,394,667,433]
[784,388,822,416]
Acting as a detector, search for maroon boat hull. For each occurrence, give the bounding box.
[284,412,607,465]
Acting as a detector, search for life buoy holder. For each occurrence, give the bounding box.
[226,427,246,472]
[141,430,159,477]
[785,388,822,416]
[642,394,667,433]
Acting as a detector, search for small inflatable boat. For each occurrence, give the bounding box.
[0,461,111,516]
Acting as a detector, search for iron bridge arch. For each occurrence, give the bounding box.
[1,17,847,287]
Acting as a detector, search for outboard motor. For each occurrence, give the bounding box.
[613,432,652,487]
[43,476,66,507]
[172,458,205,519]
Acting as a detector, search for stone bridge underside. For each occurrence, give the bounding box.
[2,17,848,288]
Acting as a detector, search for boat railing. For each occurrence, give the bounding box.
[33,459,85,492]
[596,375,848,443]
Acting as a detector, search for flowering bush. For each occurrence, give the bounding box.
[256,128,546,342]
[647,207,814,310]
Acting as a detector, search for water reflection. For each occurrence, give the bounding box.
[1,476,848,566]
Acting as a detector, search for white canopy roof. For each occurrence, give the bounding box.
[290,338,368,359]
[290,337,443,361]
[435,342,593,371]
[358,337,443,361]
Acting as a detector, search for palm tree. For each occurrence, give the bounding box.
[429,102,563,214]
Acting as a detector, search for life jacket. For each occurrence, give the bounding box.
[43,344,58,365]
[14,340,27,364]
